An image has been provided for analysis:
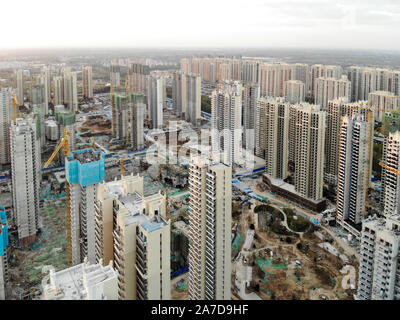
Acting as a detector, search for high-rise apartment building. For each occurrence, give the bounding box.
[211,81,242,166]
[258,63,292,97]
[129,93,146,150]
[188,157,232,300]
[242,83,260,151]
[292,103,326,201]
[259,97,290,180]
[325,99,373,184]
[53,76,63,106]
[291,63,310,97]
[147,76,165,129]
[310,64,342,99]
[110,65,121,89]
[180,58,191,74]
[284,80,305,104]
[82,66,93,100]
[381,111,400,211]
[172,71,184,116]
[128,63,149,94]
[381,131,400,218]
[96,174,170,300]
[110,93,129,142]
[241,60,259,84]
[315,75,351,110]
[10,117,41,244]
[40,67,51,103]
[368,91,400,122]
[0,88,12,165]
[16,69,24,106]
[65,149,105,265]
[357,215,400,300]
[336,114,372,237]
[63,71,78,112]
[183,73,201,125]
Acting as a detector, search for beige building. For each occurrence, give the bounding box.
[257,97,290,179]
[96,174,170,300]
[82,66,93,100]
[368,91,400,122]
[284,80,305,104]
[315,75,351,110]
[292,103,326,201]
[16,69,24,106]
[188,157,232,300]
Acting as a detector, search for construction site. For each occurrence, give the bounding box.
[231,199,358,300]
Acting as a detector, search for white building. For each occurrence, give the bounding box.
[10,117,41,244]
[188,157,232,300]
[357,215,400,300]
[129,93,146,150]
[211,81,242,166]
[42,259,118,300]
[147,76,165,129]
[242,83,260,151]
[0,88,12,165]
[336,114,372,238]
[63,71,78,112]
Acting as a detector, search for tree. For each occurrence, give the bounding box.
[201,95,211,113]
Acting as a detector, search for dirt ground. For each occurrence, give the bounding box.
[232,202,358,300]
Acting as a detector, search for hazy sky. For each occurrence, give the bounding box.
[1,0,400,50]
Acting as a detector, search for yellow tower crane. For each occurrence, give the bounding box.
[120,157,125,178]
[43,128,73,266]
[379,161,400,177]
[12,94,18,122]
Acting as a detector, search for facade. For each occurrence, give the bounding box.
[110,65,121,89]
[291,63,310,97]
[43,259,118,300]
[16,69,24,106]
[147,76,165,129]
[315,75,351,110]
[211,81,242,166]
[82,66,93,100]
[53,76,63,106]
[63,71,78,112]
[242,83,260,151]
[258,63,292,97]
[0,88,12,165]
[241,60,259,84]
[10,117,41,243]
[368,91,400,122]
[336,115,372,238]
[310,64,342,99]
[325,99,373,184]
[292,103,326,201]
[381,131,400,217]
[259,97,290,179]
[357,215,400,300]
[284,80,305,104]
[129,93,146,150]
[111,92,129,142]
[172,71,184,116]
[188,157,232,300]
[96,174,170,300]
[36,73,49,115]
[65,149,105,265]
[183,73,201,125]
[128,63,149,94]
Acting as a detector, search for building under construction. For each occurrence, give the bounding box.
[65,148,105,266]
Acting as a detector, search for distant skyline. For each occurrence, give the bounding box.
[1,0,400,50]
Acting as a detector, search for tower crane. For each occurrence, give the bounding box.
[43,128,73,266]
[379,161,400,177]
[12,94,18,122]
